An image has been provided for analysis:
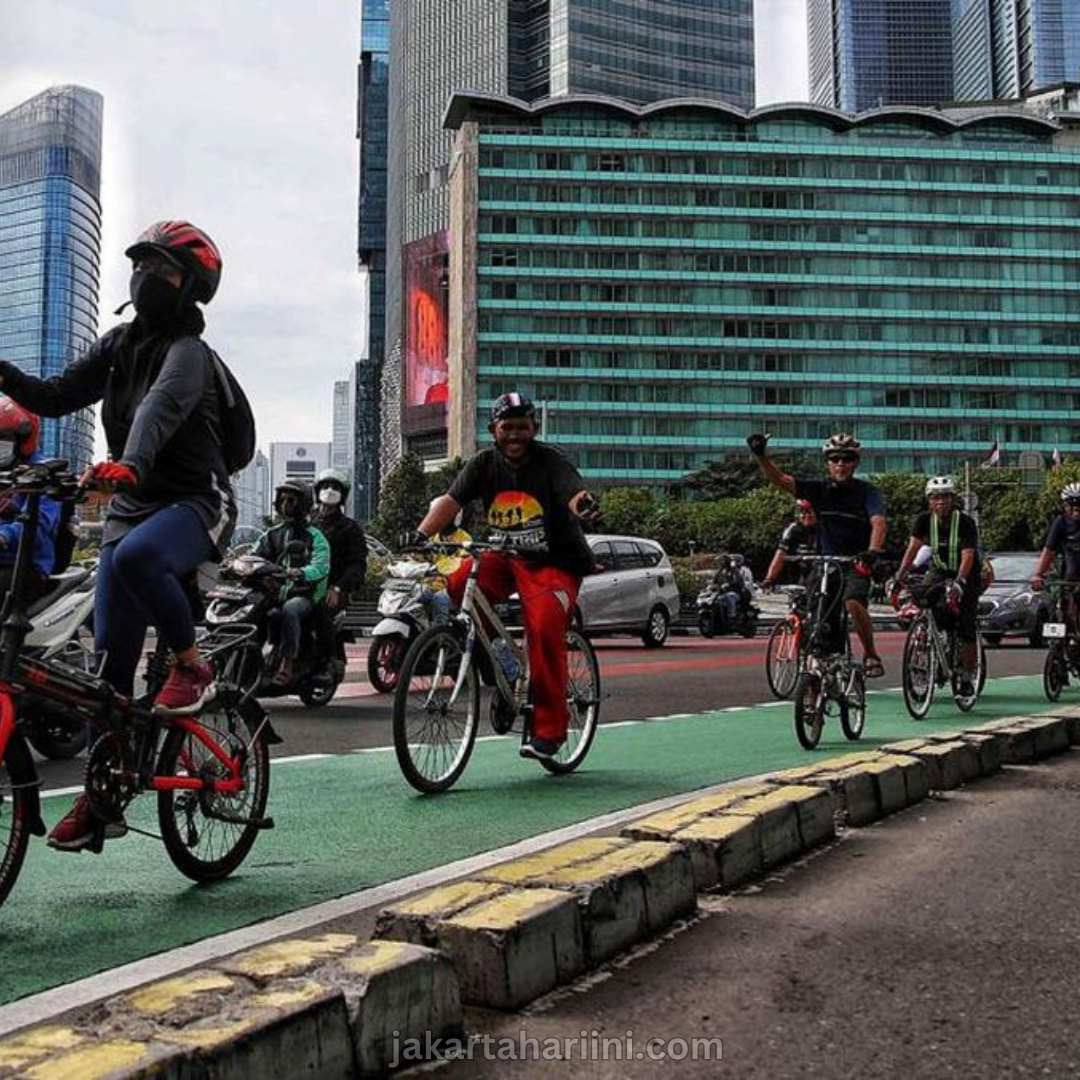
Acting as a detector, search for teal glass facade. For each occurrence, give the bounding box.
[0,86,101,471]
[448,96,1080,483]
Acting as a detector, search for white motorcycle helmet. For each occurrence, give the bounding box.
[314,467,350,508]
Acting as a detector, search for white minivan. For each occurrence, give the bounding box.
[578,534,681,647]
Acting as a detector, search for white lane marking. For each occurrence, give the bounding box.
[0,770,781,1038]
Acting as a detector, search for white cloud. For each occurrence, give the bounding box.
[1,0,809,460]
[0,0,363,455]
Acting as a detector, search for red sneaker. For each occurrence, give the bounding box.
[153,657,216,715]
[47,794,127,852]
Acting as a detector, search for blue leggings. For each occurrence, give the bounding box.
[95,505,214,696]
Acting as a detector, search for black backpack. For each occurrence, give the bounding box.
[205,347,256,475]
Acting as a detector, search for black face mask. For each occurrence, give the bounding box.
[130,270,181,326]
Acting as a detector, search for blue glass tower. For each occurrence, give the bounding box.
[809,0,955,111]
[356,0,389,519]
[954,0,1080,101]
[0,86,101,471]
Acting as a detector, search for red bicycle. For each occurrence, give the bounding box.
[0,461,275,907]
[764,586,808,699]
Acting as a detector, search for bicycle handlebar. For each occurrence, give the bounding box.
[786,554,860,564]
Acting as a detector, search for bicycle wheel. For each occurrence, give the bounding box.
[393,625,479,793]
[902,618,936,720]
[542,629,601,775]
[0,732,34,908]
[1043,644,1067,702]
[157,697,271,882]
[839,665,866,740]
[793,671,825,750]
[765,618,800,699]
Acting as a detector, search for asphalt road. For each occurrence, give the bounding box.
[435,751,1080,1079]
[31,631,1047,791]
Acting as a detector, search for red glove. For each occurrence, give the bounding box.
[86,461,138,489]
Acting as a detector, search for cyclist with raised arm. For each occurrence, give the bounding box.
[748,432,888,677]
[0,220,235,851]
[1031,483,1080,645]
[415,392,598,762]
[893,476,981,697]
[760,500,819,591]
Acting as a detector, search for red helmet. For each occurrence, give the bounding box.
[0,396,40,458]
[125,220,222,303]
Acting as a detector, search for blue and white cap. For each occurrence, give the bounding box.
[490,392,536,423]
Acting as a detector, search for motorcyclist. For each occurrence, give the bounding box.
[311,467,366,671]
[254,480,330,685]
[0,397,62,602]
[711,554,752,628]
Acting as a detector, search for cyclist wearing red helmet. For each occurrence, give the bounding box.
[0,396,62,601]
[414,392,599,762]
[0,219,237,851]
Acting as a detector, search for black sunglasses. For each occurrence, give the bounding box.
[826,453,858,464]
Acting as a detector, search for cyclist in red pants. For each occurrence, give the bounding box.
[415,393,598,762]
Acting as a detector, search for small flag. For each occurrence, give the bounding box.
[980,440,1000,468]
[1053,447,1063,467]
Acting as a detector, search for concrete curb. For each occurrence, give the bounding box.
[4,706,1080,1075]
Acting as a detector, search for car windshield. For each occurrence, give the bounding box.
[987,553,1037,585]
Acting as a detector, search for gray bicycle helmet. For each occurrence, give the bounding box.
[314,466,351,500]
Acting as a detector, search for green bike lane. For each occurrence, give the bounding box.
[0,674,1050,1006]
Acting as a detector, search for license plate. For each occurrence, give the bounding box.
[1043,622,1067,639]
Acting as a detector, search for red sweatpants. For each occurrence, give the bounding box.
[446,553,580,743]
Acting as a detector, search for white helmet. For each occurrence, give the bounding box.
[925,475,956,497]
[1061,482,1080,503]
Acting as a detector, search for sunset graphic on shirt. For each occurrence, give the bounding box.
[487,491,546,551]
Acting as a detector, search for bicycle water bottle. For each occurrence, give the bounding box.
[491,637,520,682]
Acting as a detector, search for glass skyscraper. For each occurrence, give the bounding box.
[954,0,1080,102]
[381,0,755,475]
[446,94,1080,482]
[357,0,390,519]
[809,0,955,111]
[0,86,101,470]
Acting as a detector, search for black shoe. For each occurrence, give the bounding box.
[519,737,561,762]
[958,680,976,699]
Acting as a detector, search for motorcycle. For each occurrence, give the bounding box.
[367,560,447,693]
[204,553,353,708]
[696,581,759,638]
[17,562,98,759]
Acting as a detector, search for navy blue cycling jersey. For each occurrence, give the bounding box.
[1043,514,1080,580]
[794,477,885,557]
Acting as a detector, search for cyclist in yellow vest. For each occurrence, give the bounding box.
[892,476,981,696]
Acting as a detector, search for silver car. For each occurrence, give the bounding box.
[579,534,681,647]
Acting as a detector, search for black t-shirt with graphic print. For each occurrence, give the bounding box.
[448,442,594,577]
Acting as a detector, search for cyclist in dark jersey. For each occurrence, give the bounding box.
[415,393,599,762]
[893,475,981,696]
[1031,482,1080,638]
[748,431,887,676]
[760,500,819,591]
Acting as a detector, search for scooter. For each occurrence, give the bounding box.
[204,553,353,708]
[696,582,759,638]
[367,560,446,693]
[17,562,98,759]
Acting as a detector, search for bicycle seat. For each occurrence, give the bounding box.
[26,567,93,618]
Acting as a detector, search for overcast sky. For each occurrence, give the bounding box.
[1,0,808,456]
